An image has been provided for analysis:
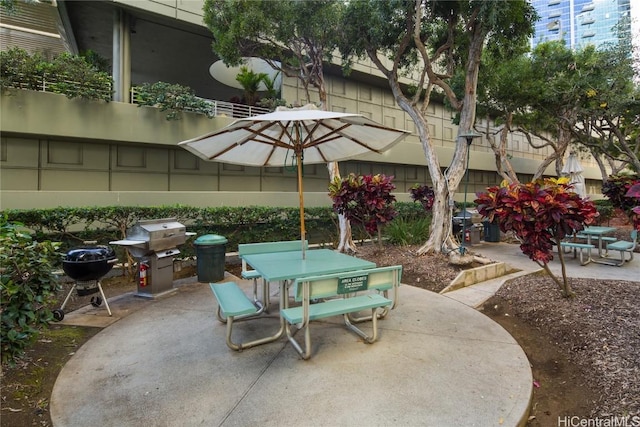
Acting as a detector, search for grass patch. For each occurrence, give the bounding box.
[384,216,431,245]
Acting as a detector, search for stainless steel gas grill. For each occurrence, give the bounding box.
[110,218,190,298]
[54,245,118,321]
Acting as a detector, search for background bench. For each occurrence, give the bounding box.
[281,265,402,360]
[575,234,616,256]
[605,230,638,266]
[560,241,594,265]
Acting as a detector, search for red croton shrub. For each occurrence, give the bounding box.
[329,173,397,244]
[475,178,598,297]
[603,175,640,231]
[409,184,435,212]
[627,183,640,230]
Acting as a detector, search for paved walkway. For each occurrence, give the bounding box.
[49,242,637,426]
[445,241,639,308]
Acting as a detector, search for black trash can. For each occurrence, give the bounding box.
[194,234,228,282]
[483,220,500,242]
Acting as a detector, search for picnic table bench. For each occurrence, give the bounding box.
[575,234,616,256]
[560,241,595,265]
[210,281,283,351]
[281,265,402,360]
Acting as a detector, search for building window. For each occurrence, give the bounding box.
[581,3,595,12]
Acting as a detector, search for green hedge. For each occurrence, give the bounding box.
[3,205,330,257]
[3,202,429,255]
[592,199,614,225]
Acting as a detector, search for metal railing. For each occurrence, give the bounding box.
[2,77,271,119]
[129,86,271,119]
[3,73,113,100]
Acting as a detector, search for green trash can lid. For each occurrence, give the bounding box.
[194,234,228,245]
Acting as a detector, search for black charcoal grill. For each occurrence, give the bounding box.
[110,218,191,297]
[54,245,118,321]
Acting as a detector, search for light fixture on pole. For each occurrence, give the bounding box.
[458,131,481,255]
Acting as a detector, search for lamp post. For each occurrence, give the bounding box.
[458,131,481,255]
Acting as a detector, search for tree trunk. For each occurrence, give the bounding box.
[417,185,457,255]
[316,79,356,253]
[388,16,484,255]
[485,113,519,184]
[327,161,357,253]
[532,129,570,180]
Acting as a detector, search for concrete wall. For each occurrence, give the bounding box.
[0,89,224,145]
[0,85,604,211]
[0,90,430,209]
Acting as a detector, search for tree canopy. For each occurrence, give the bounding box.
[475,39,640,182]
[203,0,344,105]
[338,0,537,255]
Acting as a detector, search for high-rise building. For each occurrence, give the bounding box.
[531,0,633,50]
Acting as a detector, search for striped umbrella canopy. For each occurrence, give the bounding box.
[179,106,411,257]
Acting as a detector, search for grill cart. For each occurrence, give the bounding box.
[110,218,191,298]
[54,245,118,321]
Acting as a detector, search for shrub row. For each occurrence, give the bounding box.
[3,202,429,256]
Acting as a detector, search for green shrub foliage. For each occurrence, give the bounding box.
[0,47,113,101]
[0,216,62,364]
[384,216,432,245]
[135,82,213,120]
[2,205,341,255]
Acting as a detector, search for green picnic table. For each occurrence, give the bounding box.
[242,248,377,283]
[211,248,377,351]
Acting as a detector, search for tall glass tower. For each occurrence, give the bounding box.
[531,0,633,50]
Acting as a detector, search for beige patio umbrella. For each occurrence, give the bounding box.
[179,107,410,258]
[561,152,587,198]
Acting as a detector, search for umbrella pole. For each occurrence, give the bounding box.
[297,154,306,259]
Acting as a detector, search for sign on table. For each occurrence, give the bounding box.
[338,274,368,294]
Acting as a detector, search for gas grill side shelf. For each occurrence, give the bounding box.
[109,239,146,246]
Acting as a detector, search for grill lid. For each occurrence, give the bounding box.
[65,246,116,262]
[126,218,187,251]
[110,218,190,257]
[63,246,117,281]
[453,209,482,224]
[128,218,186,240]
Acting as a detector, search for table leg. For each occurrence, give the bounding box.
[275,281,290,339]
[597,237,604,257]
[585,235,621,266]
[586,235,594,263]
